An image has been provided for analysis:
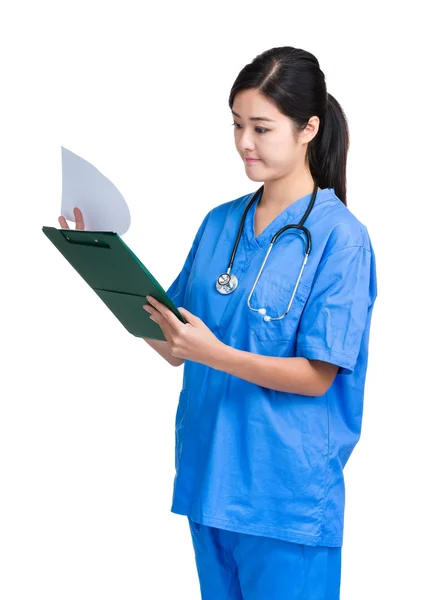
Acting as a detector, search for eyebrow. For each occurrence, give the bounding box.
[231,110,276,123]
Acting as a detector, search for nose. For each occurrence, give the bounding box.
[235,129,256,154]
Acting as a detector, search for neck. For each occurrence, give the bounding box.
[259,169,319,212]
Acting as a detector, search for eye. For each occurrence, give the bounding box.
[231,122,269,134]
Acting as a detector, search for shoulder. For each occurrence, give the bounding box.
[316,189,373,255]
[192,192,252,245]
[193,192,254,240]
[208,191,253,220]
[197,191,252,226]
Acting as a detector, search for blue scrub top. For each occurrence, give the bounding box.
[166,187,378,548]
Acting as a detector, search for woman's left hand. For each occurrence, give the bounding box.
[143,295,225,365]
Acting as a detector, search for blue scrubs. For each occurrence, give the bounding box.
[187,517,341,600]
[166,187,377,592]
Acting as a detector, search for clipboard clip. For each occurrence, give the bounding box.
[59,229,111,249]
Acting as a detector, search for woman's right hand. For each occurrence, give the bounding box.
[58,207,85,230]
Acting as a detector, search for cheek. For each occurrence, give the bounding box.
[267,141,297,170]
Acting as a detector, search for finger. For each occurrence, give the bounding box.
[148,300,176,336]
[58,216,69,229]
[146,296,183,333]
[74,207,85,230]
[143,305,160,318]
[147,309,168,334]
[146,296,165,315]
[177,307,197,324]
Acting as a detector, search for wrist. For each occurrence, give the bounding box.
[208,340,236,371]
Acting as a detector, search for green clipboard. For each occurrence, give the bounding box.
[41,227,187,341]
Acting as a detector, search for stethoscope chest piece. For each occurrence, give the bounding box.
[216,272,239,294]
[214,182,319,318]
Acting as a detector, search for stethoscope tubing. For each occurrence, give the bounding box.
[216,182,319,322]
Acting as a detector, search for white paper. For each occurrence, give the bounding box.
[60,146,131,235]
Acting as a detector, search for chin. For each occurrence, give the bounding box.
[245,170,265,182]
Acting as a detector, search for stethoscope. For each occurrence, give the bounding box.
[215,182,318,322]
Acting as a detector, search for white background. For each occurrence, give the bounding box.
[1,1,424,598]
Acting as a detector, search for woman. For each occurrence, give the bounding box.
[61,46,378,600]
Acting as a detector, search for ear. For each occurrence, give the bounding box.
[305,115,320,143]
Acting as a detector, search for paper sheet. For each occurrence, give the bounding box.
[60,146,131,235]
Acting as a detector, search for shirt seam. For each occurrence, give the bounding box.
[297,344,357,360]
[326,245,372,258]
[317,390,331,539]
[177,511,342,545]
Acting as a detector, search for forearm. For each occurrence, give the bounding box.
[142,338,183,367]
[209,344,325,396]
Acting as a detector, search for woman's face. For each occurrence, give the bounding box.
[232,89,318,182]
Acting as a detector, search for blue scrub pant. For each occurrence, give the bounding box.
[187,517,341,600]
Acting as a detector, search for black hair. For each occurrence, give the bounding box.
[228,46,349,206]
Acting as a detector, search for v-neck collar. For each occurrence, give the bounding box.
[243,187,335,250]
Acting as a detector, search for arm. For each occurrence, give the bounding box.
[143,308,335,389]
[206,244,376,395]
[158,210,212,368]
[209,344,338,396]
[142,338,184,367]
[143,298,337,391]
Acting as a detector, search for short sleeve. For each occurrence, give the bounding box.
[295,246,377,375]
[165,210,211,308]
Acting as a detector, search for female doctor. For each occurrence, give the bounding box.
[62,46,377,600]
[143,46,377,600]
